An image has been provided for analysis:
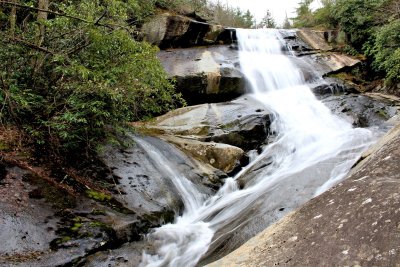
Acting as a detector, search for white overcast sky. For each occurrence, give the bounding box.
[210,0,322,26]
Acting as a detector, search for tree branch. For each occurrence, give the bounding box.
[9,36,55,54]
[0,0,126,29]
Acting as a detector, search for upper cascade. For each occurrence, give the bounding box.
[236,29,305,93]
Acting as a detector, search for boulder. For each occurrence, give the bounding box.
[142,96,273,152]
[322,93,398,128]
[297,29,334,51]
[157,45,244,105]
[141,12,234,49]
[161,135,245,174]
[206,122,400,267]
[302,52,361,76]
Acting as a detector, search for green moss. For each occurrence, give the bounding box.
[70,223,83,232]
[86,190,112,202]
[89,221,107,228]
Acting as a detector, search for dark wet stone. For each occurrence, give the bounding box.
[322,94,397,128]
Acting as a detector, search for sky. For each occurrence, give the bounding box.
[210,0,322,26]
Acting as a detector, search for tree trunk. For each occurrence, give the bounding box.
[9,0,18,38]
[36,0,48,46]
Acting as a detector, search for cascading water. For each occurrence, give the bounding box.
[140,29,377,267]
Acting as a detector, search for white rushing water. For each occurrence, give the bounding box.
[140,29,377,267]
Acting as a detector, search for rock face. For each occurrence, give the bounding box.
[289,29,361,84]
[322,93,398,128]
[0,165,144,267]
[143,96,273,151]
[297,29,335,51]
[158,45,244,105]
[207,122,400,267]
[141,12,234,49]
[101,135,218,215]
[156,29,361,104]
[299,52,360,78]
[161,135,244,174]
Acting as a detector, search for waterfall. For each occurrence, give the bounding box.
[140,29,376,267]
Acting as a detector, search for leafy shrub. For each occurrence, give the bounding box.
[369,20,400,85]
[0,0,184,154]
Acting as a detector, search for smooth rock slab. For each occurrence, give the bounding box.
[158,45,244,105]
[145,96,273,151]
[161,135,244,174]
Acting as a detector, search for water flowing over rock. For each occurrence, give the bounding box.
[100,135,220,216]
[157,29,362,105]
[207,121,400,267]
[139,29,382,267]
[2,26,399,267]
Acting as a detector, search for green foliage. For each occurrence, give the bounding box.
[313,0,337,29]
[292,0,315,28]
[368,20,400,85]
[211,1,255,28]
[0,0,184,155]
[333,0,384,50]
[292,0,400,86]
[258,10,276,29]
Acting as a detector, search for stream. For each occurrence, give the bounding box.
[140,29,378,267]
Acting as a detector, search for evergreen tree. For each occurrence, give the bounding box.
[292,0,314,28]
[259,10,276,28]
[282,13,292,29]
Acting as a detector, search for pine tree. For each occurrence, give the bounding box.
[259,10,276,28]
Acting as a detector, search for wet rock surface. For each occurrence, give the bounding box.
[160,135,245,174]
[322,93,399,128]
[101,135,217,216]
[0,165,142,267]
[158,45,244,105]
[141,12,234,49]
[207,123,400,267]
[83,241,153,267]
[297,29,334,51]
[157,29,361,105]
[143,96,273,152]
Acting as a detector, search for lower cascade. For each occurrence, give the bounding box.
[140,29,378,267]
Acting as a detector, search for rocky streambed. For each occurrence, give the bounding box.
[1,16,400,267]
